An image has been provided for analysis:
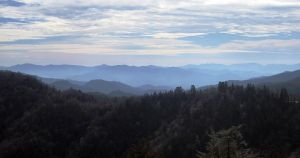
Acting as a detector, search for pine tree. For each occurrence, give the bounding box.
[197,126,257,158]
[190,85,197,96]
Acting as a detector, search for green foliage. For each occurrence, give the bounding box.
[197,126,257,158]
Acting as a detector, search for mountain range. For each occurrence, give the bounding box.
[39,77,170,97]
[2,63,300,88]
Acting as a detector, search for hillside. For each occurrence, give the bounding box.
[0,71,300,158]
[50,80,81,90]
[246,70,300,84]
[228,69,300,94]
[268,76,300,94]
[81,79,142,95]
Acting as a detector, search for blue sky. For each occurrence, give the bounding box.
[0,0,300,66]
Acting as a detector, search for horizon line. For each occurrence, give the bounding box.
[1,62,300,68]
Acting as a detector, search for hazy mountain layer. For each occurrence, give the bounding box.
[39,77,170,96]
[2,63,300,87]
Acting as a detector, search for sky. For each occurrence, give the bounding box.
[0,0,300,66]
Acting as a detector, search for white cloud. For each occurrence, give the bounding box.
[151,32,206,39]
[2,0,300,41]
[219,39,300,53]
[0,0,300,65]
[18,0,300,8]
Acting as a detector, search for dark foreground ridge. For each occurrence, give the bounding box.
[0,71,300,158]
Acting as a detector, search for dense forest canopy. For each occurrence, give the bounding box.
[0,71,300,158]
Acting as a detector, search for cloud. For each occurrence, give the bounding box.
[219,39,300,53]
[0,0,25,7]
[1,0,300,65]
[151,32,206,39]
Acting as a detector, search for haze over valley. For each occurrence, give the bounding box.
[2,63,300,88]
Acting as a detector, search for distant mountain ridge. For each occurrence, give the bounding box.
[7,64,91,79]
[183,63,300,74]
[38,77,170,96]
[2,63,300,88]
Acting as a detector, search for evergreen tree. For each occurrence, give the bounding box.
[197,126,257,158]
[190,85,197,96]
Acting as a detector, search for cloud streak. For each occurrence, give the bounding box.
[0,0,300,65]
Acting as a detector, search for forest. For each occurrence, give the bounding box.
[0,71,300,158]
